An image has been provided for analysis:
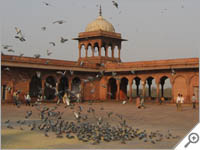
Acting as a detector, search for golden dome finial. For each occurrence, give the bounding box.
[99,5,102,16]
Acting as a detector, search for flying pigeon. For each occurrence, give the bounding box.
[49,42,55,46]
[53,20,66,24]
[60,37,68,43]
[112,1,118,8]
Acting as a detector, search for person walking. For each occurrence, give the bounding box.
[176,93,181,110]
[25,93,31,106]
[180,94,184,111]
[192,94,196,109]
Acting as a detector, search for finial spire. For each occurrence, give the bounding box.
[99,5,102,16]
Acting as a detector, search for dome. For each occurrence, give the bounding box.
[85,15,115,32]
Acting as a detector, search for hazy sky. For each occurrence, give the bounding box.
[1,0,199,62]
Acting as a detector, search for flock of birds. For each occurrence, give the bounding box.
[4,101,180,145]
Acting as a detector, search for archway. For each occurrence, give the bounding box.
[44,76,56,100]
[81,45,85,57]
[189,75,199,103]
[108,46,112,57]
[159,76,172,101]
[107,78,117,100]
[173,76,187,102]
[120,77,129,100]
[29,73,42,98]
[58,76,69,97]
[72,77,81,94]
[101,46,106,56]
[131,77,141,98]
[94,43,99,56]
[114,46,118,58]
[145,77,157,100]
[87,44,92,57]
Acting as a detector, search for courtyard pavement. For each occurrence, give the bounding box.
[1,101,199,149]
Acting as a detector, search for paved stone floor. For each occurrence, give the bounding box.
[1,101,199,149]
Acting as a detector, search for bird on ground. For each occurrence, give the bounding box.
[41,26,46,31]
[34,54,41,58]
[53,20,66,24]
[2,45,12,49]
[60,37,68,43]
[47,49,52,56]
[49,42,55,46]
[7,49,15,52]
[112,1,119,8]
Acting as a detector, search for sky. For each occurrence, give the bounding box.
[1,0,200,62]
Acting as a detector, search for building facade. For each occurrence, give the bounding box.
[1,10,199,104]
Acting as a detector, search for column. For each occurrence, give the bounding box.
[156,82,160,103]
[79,46,81,58]
[41,79,45,100]
[129,81,133,101]
[68,79,72,91]
[117,80,120,101]
[105,46,108,57]
[118,47,121,60]
[141,80,146,99]
[92,46,94,57]
[99,46,101,57]
[112,47,114,58]
[85,47,88,57]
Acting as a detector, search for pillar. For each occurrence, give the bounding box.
[156,82,160,103]
[79,46,81,58]
[117,80,120,101]
[92,46,94,57]
[42,79,45,100]
[112,46,114,58]
[105,46,108,57]
[99,46,101,57]
[141,80,146,98]
[85,47,88,57]
[68,79,72,91]
[129,81,133,101]
[118,47,121,60]
[147,79,152,97]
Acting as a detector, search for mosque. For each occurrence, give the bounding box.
[1,8,199,104]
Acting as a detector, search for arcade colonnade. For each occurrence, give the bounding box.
[1,68,198,103]
[78,41,121,59]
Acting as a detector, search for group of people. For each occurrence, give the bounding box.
[176,93,197,110]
